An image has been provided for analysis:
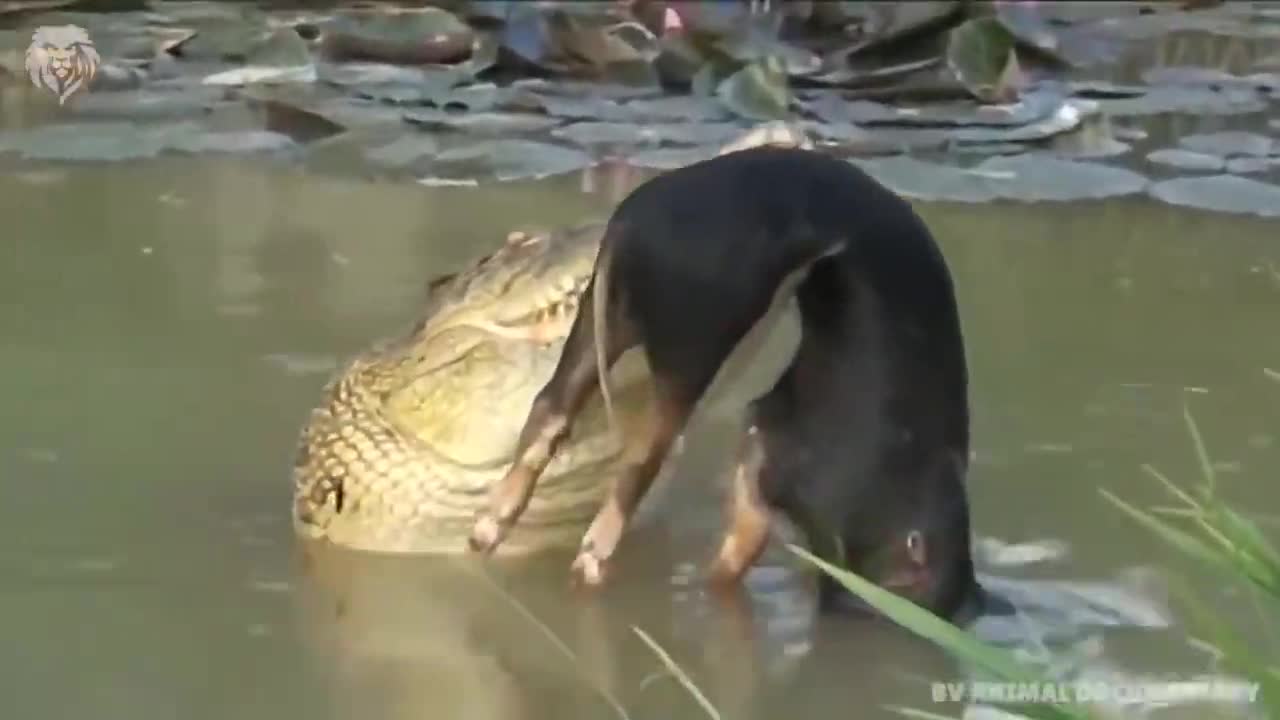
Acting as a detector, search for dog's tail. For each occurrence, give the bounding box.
[591,241,618,437]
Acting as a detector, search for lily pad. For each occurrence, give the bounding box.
[524,94,631,121]
[1148,174,1280,217]
[66,87,227,119]
[973,154,1148,201]
[1094,86,1267,117]
[510,78,659,102]
[1047,118,1131,159]
[403,109,561,135]
[1178,131,1275,158]
[318,62,459,88]
[362,134,438,169]
[623,94,732,122]
[167,130,296,154]
[716,56,791,122]
[1224,157,1280,175]
[551,121,741,148]
[993,1,1124,68]
[421,139,595,183]
[852,156,1000,203]
[167,17,269,61]
[1142,66,1279,93]
[854,153,1148,204]
[626,144,720,170]
[0,122,171,161]
[320,8,474,66]
[833,2,965,60]
[804,86,1066,128]
[1146,149,1226,172]
[203,28,316,86]
[292,97,406,129]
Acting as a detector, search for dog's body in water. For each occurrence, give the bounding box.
[469,146,983,621]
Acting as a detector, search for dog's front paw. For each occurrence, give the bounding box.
[570,547,608,588]
[468,513,506,555]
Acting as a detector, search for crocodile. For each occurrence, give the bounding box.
[293,122,812,556]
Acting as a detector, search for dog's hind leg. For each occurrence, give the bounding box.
[707,424,772,587]
[469,284,635,555]
[570,379,691,586]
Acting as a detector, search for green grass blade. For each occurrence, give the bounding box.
[631,626,721,720]
[1265,368,1279,383]
[1181,403,1218,495]
[1099,490,1241,573]
[789,546,1037,681]
[789,546,1093,720]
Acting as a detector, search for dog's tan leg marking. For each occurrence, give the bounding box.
[570,387,686,586]
[469,334,613,554]
[707,425,772,587]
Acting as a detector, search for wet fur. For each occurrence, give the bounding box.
[474,147,982,619]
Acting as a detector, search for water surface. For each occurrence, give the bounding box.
[1,111,1278,720]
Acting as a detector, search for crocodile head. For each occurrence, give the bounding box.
[367,220,620,470]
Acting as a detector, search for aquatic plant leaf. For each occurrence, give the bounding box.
[799,56,941,89]
[320,8,474,65]
[167,130,296,154]
[856,154,1148,204]
[497,4,559,70]
[1179,131,1276,158]
[524,94,631,122]
[834,1,964,60]
[362,134,438,168]
[246,27,312,67]
[1146,149,1226,172]
[946,17,1022,104]
[552,121,741,148]
[403,109,561,136]
[1143,65,1280,92]
[625,144,719,170]
[974,154,1148,201]
[0,122,171,160]
[1225,157,1280,174]
[169,17,269,61]
[716,56,791,121]
[852,156,1000,203]
[1046,123,1131,160]
[422,139,595,184]
[1094,86,1267,117]
[511,78,660,102]
[306,97,407,128]
[714,33,820,78]
[66,87,226,119]
[318,62,456,88]
[203,28,315,86]
[624,94,731,122]
[1148,175,1280,217]
[993,1,1125,68]
[804,86,1065,128]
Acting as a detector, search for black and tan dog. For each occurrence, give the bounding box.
[468,146,982,619]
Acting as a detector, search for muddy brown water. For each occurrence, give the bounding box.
[1,46,1279,720]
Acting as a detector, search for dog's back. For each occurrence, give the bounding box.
[599,147,965,409]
